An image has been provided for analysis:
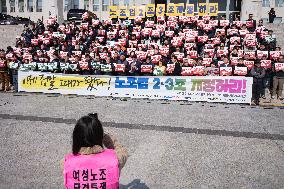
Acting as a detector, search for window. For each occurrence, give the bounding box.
[74,0,79,9]
[275,0,284,7]
[84,0,89,10]
[102,0,109,11]
[64,0,70,11]
[262,0,270,7]
[93,0,99,11]
[27,0,33,12]
[36,0,42,12]
[112,0,119,6]
[124,0,129,6]
[1,0,7,13]
[18,0,24,12]
[10,0,15,12]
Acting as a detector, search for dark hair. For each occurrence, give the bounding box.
[72,113,104,155]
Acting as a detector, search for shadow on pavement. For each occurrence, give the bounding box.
[119,179,149,189]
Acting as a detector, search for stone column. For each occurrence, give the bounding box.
[79,0,84,9]
[57,0,64,24]
[6,0,10,13]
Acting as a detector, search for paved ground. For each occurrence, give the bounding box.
[0,92,283,189]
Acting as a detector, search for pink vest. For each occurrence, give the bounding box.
[64,149,119,189]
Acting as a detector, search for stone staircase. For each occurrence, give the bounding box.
[0,25,24,50]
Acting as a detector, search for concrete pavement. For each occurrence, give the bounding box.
[0,92,283,189]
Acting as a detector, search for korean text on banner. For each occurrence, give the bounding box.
[185,4,195,16]
[118,6,127,19]
[109,6,118,18]
[128,6,136,19]
[198,3,208,16]
[156,4,165,17]
[18,71,253,104]
[209,3,218,16]
[146,4,155,17]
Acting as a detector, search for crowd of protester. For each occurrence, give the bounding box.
[0,13,284,104]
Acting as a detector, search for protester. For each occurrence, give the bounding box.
[0,50,10,91]
[268,8,276,23]
[272,55,284,100]
[1,12,283,103]
[64,113,128,189]
[251,60,266,105]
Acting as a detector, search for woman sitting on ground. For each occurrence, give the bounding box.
[63,113,128,189]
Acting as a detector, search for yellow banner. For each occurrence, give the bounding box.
[128,6,136,19]
[107,3,219,19]
[109,6,118,18]
[118,6,128,19]
[146,4,155,17]
[156,4,165,17]
[198,3,208,16]
[175,3,184,16]
[167,3,175,16]
[209,3,218,16]
[136,6,145,18]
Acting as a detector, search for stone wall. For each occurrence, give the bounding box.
[0,25,24,50]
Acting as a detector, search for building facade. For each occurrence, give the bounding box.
[0,0,283,23]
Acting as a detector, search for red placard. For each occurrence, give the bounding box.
[127,48,136,55]
[230,57,239,66]
[114,64,125,72]
[181,67,193,76]
[244,60,254,70]
[31,39,38,45]
[220,20,229,27]
[166,64,175,73]
[135,51,147,60]
[145,21,155,28]
[192,66,205,76]
[244,51,256,59]
[234,67,248,76]
[217,50,228,57]
[160,48,169,56]
[246,20,254,28]
[197,36,208,43]
[202,58,212,67]
[129,40,138,47]
[257,51,268,59]
[275,63,284,71]
[151,55,162,64]
[260,60,271,68]
[142,28,152,36]
[147,50,155,56]
[166,21,176,28]
[141,65,153,73]
[219,67,232,76]
[79,61,89,70]
[270,51,282,59]
[157,16,165,22]
[188,51,198,59]
[0,60,5,67]
[151,30,160,37]
[99,53,108,60]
